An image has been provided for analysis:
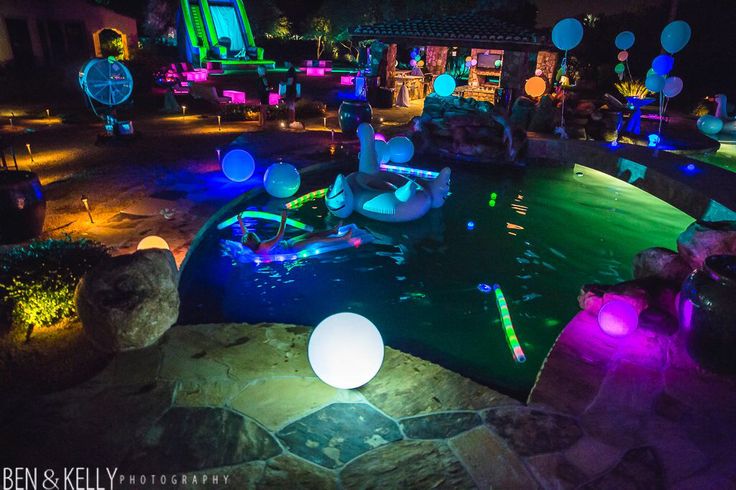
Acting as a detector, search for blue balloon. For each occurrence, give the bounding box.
[221,148,255,183]
[552,18,584,51]
[387,136,414,164]
[433,73,456,97]
[661,20,691,54]
[697,115,724,135]
[652,54,674,75]
[645,74,665,93]
[614,31,635,50]
[264,162,301,198]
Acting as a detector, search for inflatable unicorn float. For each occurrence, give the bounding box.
[326,123,451,222]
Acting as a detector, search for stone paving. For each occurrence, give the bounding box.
[2,320,734,488]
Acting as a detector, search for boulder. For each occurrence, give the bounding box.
[578,281,649,315]
[677,221,736,269]
[76,249,180,352]
[633,247,693,285]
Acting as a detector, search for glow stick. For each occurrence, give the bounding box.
[493,284,526,363]
[285,188,328,210]
[379,163,439,179]
[217,210,314,231]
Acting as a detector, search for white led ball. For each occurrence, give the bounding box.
[137,235,170,251]
[597,300,639,337]
[221,148,255,183]
[308,312,384,389]
[264,162,301,198]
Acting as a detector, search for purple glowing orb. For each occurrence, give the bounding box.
[598,300,639,336]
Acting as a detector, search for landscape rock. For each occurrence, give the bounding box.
[76,249,179,352]
[677,220,736,269]
[400,412,481,439]
[580,446,664,489]
[633,247,693,285]
[484,406,583,456]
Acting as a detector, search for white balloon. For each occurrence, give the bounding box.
[663,76,683,98]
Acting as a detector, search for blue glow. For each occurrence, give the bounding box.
[433,73,456,97]
[379,163,439,179]
[477,283,493,294]
[467,221,475,230]
[648,134,660,147]
[681,162,701,175]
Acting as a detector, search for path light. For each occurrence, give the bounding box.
[215,148,221,161]
[323,116,327,127]
[137,235,170,251]
[25,144,34,163]
[182,105,187,119]
[308,312,384,389]
[217,115,222,131]
[46,109,50,118]
[80,195,94,223]
[280,121,286,128]
[9,118,12,127]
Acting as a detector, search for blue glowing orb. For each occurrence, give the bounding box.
[467,221,475,230]
[433,73,456,97]
[647,134,660,147]
[477,283,493,294]
[264,162,301,198]
[221,148,255,182]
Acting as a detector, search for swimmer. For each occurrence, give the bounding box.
[237,209,353,255]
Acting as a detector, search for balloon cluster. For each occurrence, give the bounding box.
[645,21,690,100]
[408,48,425,68]
[464,56,478,69]
[613,31,635,81]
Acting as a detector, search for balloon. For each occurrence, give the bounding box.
[617,50,628,62]
[409,59,417,67]
[614,63,625,74]
[647,68,657,77]
[465,61,472,68]
[524,76,547,97]
[387,136,414,164]
[494,59,502,68]
[415,54,422,61]
[552,18,584,51]
[417,60,424,67]
[645,74,665,93]
[433,73,456,97]
[661,20,691,54]
[465,56,472,62]
[614,31,635,50]
[534,68,543,77]
[375,139,390,164]
[652,54,674,75]
[471,59,477,66]
[697,115,724,135]
[663,76,683,98]
[263,162,301,198]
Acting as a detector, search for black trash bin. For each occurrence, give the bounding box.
[0,170,46,244]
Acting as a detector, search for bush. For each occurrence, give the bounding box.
[0,237,109,340]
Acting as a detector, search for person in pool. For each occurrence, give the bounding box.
[237,209,353,255]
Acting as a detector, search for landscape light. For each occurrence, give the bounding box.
[137,235,170,251]
[80,195,94,223]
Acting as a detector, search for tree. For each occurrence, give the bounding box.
[142,0,176,39]
[308,17,332,59]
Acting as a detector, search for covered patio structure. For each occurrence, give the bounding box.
[351,12,557,107]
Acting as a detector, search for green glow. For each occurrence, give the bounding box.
[285,188,328,210]
[493,285,526,363]
[217,211,314,231]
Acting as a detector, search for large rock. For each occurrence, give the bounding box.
[76,249,179,352]
[633,247,693,285]
[677,221,736,269]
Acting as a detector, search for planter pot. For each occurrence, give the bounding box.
[338,100,373,137]
[0,170,46,244]
[679,255,736,374]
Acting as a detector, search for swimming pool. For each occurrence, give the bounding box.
[179,162,692,397]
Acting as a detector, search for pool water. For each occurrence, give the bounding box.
[179,163,692,397]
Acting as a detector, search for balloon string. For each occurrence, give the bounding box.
[625,60,633,82]
[560,51,567,129]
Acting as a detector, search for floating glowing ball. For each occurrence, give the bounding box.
[375,139,390,164]
[263,162,301,198]
[433,73,456,97]
[221,148,255,183]
[598,300,639,336]
[645,73,665,93]
[617,50,629,62]
[663,76,683,98]
[551,18,584,51]
[661,20,691,54]
[614,31,635,50]
[651,54,674,75]
[137,235,170,251]
[697,115,724,135]
[387,136,414,164]
[524,76,546,98]
[308,312,384,389]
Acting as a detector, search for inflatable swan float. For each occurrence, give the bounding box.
[714,94,736,134]
[326,123,451,222]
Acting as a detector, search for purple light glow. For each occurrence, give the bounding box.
[306,67,326,77]
[223,90,246,104]
[341,75,355,85]
[268,92,280,106]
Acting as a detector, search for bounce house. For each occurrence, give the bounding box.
[176,0,273,68]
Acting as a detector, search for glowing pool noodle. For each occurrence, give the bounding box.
[379,163,439,179]
[493,284,527,363]
[217,210,314,232]
[285,188,328,210]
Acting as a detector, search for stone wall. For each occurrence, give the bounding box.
[425,45,449,75]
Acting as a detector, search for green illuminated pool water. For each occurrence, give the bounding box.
[694,140,736,173]
[179,163,692,397]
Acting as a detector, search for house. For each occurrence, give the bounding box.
[0,0,137,68]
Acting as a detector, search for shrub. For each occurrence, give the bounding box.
[614,80,652,99]
[0,237,109,340]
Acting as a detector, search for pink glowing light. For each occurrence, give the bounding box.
[223,90,246,104]
[268,92,280,105]
[306,67,326,77]
[341,75,355,85]
[183,69,208,82]
[597,300,639,336]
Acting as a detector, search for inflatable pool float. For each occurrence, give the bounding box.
[714,94,736,135]
[325,123,451,223]
[221,224,374,265]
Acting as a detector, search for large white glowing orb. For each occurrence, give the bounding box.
[598,300,639,337]
[308,312,384,389]
[137,235,170,251]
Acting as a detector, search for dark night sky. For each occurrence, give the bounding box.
[535,0,667,26]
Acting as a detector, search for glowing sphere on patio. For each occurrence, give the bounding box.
[433,74,456,97]
[308,312,384,389]
[524,77,546,97]
[387,136,414,164]
[264,162,301,198]
[697,115,724,135]
[137,235,169,251]
[598,300,639,336]
[221,148,255,182]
